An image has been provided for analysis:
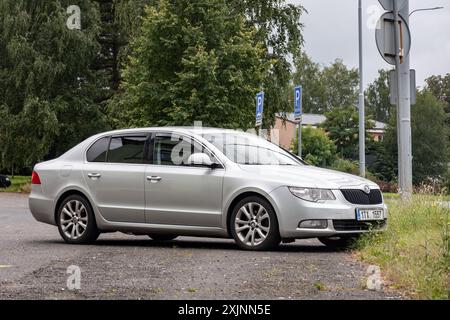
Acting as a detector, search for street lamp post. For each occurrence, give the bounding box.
[409,6,444,17]
[358,0,365,178]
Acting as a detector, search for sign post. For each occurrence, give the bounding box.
[255,92,264,127]
[376,0,413,199]
[294,86,303,158]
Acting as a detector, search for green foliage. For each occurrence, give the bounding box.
[367,140,397,183]
[230,0,305,128]
[426,74,450,128]
[113,0,268,129]
[412,91,449,183]
[365,69,392,123]
[321,106,373,160]
[382,90,449,184]
[329,158,359,175]
[321,59,359,112]
[292,56,359,114]
[291,126,337,167]
[0,0,108,173]
[291,52,324,114]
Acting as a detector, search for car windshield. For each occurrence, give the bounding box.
[201,132,304,166]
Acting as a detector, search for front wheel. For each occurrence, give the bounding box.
[230,196,280,251]
[318,235,359,249]
[57,195,99,244]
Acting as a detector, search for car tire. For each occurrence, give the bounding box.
[317,235,359,249]
[148,235,178,241]
[57,195,99,244]
[230,196,280,251]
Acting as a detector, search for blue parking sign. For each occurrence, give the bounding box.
[294,86,302,121]
[255,92,264,127]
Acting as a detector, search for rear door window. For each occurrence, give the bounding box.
[107,135,148,164]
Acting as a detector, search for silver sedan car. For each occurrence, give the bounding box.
[29,127,387,250]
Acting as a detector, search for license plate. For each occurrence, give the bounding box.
[356,209,384,221]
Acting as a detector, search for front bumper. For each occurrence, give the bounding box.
[269,187,388,239]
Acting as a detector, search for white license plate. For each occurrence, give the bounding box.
[356,209,384,221]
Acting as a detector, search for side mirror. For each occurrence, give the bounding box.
[186,153,213,167]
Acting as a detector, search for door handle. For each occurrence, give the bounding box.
[87,173,101,179]
[146,176,162,182]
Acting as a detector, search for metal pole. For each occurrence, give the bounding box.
[298,122,302,158]
[358,0,366,177]
[394,0,413,199]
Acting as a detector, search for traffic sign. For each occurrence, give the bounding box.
[378,0,407,11]
[294,86,302,121]
[255,92,264,127]
[389,69,416,105]
[375,12,411,65]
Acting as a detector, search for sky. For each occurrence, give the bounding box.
[290,0,450,88]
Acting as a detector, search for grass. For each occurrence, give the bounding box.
[0,175,31,193]
[356,195,449,300]
[383,193,450,201]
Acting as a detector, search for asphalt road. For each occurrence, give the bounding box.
[0,193,405,300]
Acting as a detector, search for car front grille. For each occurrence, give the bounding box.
[340,189,383,205]
[333,219,386,231]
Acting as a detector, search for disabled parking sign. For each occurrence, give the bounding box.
[255,92,264,127]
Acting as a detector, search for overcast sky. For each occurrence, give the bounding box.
[290,0,450,88]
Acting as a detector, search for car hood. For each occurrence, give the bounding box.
[239,165,379,190]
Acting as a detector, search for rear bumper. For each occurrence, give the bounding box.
[269,187,388,239]
[29,191,56,226]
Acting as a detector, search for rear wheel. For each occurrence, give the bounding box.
[230,196,280,251]
[318,235,359,249]
[57,195,99,244]
[148,235,178,241]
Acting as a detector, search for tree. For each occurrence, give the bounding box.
[110,0,305,128]
[292,57,359,114]
[425,74,450,140]
[0,0,108,173]
[321,106,373,160]
[229,0,305,128]
[113,0,268,129]
[381,90,449,184]
[291,126,337,167]
[365,69,392,123]
[291,52,325,114]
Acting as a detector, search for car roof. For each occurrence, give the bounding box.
[96,127,245,136]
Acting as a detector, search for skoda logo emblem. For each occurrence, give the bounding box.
[363,185,371,194]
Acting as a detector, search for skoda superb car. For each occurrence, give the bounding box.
[29,127,387,250]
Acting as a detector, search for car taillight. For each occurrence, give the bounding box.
[31,171,41,185]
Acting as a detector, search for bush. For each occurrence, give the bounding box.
[291,126,337,167]
[444,170,450,194]
[329,158,359,175]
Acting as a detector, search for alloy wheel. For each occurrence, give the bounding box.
[60,200,88,240]
[234,202,270,247]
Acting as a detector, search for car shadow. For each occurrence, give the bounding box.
[35,236,346,253]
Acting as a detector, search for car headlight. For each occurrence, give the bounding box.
[288,187,336,202]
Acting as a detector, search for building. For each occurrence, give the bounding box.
[272,113,387,150]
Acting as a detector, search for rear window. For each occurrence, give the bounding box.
[107,135,147,164]
[86,137,110,162]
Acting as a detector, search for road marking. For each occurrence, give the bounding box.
[0,265,13,268]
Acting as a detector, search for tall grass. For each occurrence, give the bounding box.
[356,194,449,300]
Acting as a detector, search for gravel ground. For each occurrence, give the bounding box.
[0,193,405,300]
